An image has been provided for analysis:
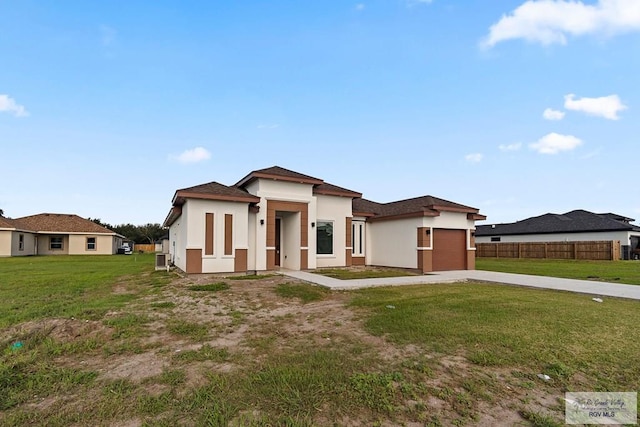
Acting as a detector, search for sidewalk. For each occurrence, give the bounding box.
[280,269,640,300]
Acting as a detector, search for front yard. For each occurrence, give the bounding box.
[1,255,638,426]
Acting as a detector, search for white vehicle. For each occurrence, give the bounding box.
[119,243,133,255]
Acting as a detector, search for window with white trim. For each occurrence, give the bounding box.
[316,221,334,255]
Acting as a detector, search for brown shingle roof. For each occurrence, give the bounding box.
[172,182,260,205]
[0,216,25,230]
[353,195,482,221]
[235,166,324,187]
[313,182,362,198]
[16,213,117,234]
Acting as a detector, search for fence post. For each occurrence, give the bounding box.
[518,243,521,258]
[573,242,577,259]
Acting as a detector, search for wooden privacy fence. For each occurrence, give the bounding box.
[476,240,621,261]
[133,244,156,253]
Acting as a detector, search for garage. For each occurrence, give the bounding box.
[433,228,467,271]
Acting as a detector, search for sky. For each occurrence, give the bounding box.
[1,0,639,226]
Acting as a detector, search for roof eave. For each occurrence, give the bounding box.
[174,190,260,205]
[236,172,324,188]
[314,188,363,198]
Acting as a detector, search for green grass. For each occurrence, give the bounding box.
[0,254,163,327]
[314,267,419,280]
[477,258,640,285]
[187,282,229,292]
[351,283,640,391]
[3,255,639,425]
[274,283,328,303]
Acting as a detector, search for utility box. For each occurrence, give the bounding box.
[155,253,169,270]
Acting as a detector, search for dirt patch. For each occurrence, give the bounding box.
[0,318,112,345]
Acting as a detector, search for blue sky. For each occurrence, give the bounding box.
[1,0,639,226]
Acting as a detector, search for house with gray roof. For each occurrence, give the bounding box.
[163,166,485,274]
[0,213,124,257]
[475,210,640,259]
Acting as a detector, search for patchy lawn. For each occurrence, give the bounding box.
[1,255,639,426]
[476,257,640,285]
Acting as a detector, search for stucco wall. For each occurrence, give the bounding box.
[68,234,117,255]
[315,194,354,268]
[11,231,37,256]
[0,231,11,257]
[37,234,69,255]
[368,217,423,269]
[182,198,250,273]
[248,179,316,271]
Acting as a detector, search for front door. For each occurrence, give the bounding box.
[275,218,281,266]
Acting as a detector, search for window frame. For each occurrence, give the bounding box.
[50,236,64,250]
[86,236,97,251]
[351,221,365,256]
[18,234,24,251]
[316,220,334,256]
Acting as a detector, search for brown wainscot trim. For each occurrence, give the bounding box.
[466,250,475,270]
[300,249,308,270]
[234,249,248,272]
[352,256,365,266]
[186,249,202,274]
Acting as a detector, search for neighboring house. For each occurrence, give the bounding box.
[476,210,640,258]
[0,213,124,257]
[163,166,485,274]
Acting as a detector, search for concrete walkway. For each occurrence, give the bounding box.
[280,269,640,300]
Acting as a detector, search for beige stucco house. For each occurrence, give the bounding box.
[0,213,124,257]
[163,166,486,274]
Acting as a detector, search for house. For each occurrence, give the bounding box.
[0,213,124,257]
[163,166,485,274]
[475,210,640,259]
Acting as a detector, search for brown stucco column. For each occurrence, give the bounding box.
[417,227,433,273]
[186,249,202,274]
[466,230,476,270]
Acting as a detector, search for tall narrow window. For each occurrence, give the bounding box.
[87,237,97,250]
[351,222,365,256]
[205,213,214,255]
[316,221,333,255]
[224,214,233,255]
[50,237,63,250]
[19,234,24,251]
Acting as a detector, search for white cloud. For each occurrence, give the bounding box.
[543,108,565,120]
[173,147,211,164]
[529,132,583,154]
[465,153,483,163]
[0,94,29,117]
[564,93,627,120]
[499,142,522,152]
[482,0,640,48]
[355,3,365,11]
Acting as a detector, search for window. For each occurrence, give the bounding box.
[87,237,97,251]
[19,234,24,251]
[316,221,333,255]
[491,237,501,242]
[50,237,63,250]
[351,221,365,256]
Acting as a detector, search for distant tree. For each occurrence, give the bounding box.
[138,223,165,244]
[88,218,113,230]
[0,209,4,217]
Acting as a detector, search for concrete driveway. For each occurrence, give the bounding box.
[281,269,640,300]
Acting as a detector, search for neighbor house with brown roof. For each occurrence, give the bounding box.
[0,213,124,257]
[163,166,485,274]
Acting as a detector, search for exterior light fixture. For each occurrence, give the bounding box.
[260,219,265,225]
[311,222,315,228]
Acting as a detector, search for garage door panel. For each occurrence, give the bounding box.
[433,229,466,271]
